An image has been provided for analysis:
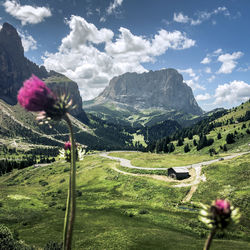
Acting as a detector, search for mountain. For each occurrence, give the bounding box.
[0,22,88,124]
[83,69,203,127]
[100,69,202,114]
[0,22,138,151]
[0,23,48,105]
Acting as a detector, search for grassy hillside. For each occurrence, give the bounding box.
[149,100,250,155]
[0,99,137,153]
[83,101,199,128]
[0,152,249,249]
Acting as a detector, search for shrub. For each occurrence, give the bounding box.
[39,180,49,186]
[217,133,222,139]
[44,241,62,250]
[226,133,235,144]
[139,209,149,215]
[184,144,190,153]
[0,224,14,249]
[59,178,65,183]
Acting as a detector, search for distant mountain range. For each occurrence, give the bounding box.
[0,22,228,153]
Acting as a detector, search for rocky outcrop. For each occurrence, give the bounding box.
[44,71,89,123]
[0,22,88,124]
[97,68,203,115]
[0,23,48,105]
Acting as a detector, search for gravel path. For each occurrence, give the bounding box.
[100,151,250,202]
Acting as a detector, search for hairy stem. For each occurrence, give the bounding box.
[63,114,76,250]
[204,227,216,250]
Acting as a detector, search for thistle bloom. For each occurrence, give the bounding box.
[18,75,73,121]
[64,141,71,151]
[199,199,241,250]
[214,199,230,215]
[18,75,56,112]
[18,75,78,250]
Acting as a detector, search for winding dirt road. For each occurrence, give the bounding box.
[100,151,250,202]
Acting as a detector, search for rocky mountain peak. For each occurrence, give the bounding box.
[0,22,24,57]
[97,68,203,115]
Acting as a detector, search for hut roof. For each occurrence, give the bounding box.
[170,167,189,173]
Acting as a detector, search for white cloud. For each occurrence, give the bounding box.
[196,93,211,101]
[173,6,229,26]
[185,79,205,91]
[213,48,222,54]
[214,80,250,105]
[43,15,195,100]
[107,0,123,15]
[237,66,250,72]
[173,12,189,23]
[178,68,196,78]
[178,68,205,90]
[217,51,243,74]
[201,48,223,65]
[101,0,124,22]
[3,0,51,25]
[18,31,37,52]
[205,67,211,74]
[208,75,216,82]
[201,57,211,64]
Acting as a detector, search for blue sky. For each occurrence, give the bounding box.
[0,0,250,111]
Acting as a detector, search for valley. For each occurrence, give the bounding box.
[0,21,249,250]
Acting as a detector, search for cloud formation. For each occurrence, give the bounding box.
[201,57,211,64]
[107,0,124,15]
[214,80,250,104]
[196,93,211,101]
[174,6,229,25]
[217,51,243,74]
[3,0,51,25]
[18,31,37,52]
[178,68,205,90]
[200,48,223,64]
[100,0,124,22]
[43,15,195,100]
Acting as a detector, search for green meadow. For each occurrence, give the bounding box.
[0,152,250,249]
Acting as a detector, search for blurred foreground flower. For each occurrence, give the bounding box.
[18,74,74,122]
[59,141,86,162]
[199,199,240,250]
[18,75,78,250]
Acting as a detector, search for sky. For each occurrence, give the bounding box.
[0,0,250,111]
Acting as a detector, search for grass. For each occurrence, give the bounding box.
[192,153,250,241]
[0,152,249,249]
[109,151,221,168]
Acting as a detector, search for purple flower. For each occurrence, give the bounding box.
[18,75,55,112]
[214,199,230,215]
[18,75,74,121]
[64,141,71,151]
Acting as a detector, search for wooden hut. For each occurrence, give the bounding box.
[168,167,190,180]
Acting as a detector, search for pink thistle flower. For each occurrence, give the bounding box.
[18,75,56,112]
[64,141,71,151]
[214,199,231,215]
[18,75,74,121]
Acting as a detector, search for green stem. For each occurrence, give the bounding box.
[204,227,216,250]
[63,114,76,250]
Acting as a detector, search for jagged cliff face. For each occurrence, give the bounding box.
[44,71,84,117]
[0,23,48,105]
[97,69,203,115]
[0,22,88,123]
